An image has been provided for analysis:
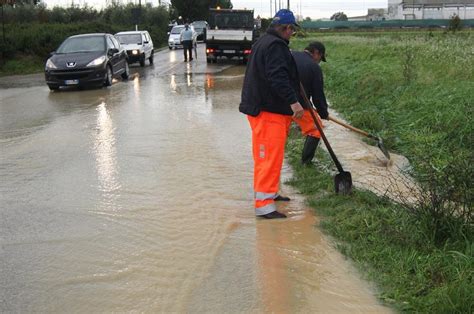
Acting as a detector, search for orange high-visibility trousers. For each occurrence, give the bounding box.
[248,111,292,216]
[292,108,322,138]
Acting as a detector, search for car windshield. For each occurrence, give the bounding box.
[171,26,184,34]
[57,36,105,53]
[116,34,142,45]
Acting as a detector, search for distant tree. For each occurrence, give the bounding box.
[448,14,462,32]
[304,17,311,22]
[209,0,233,9]
[8,0,40,4]
[330,11,348,21]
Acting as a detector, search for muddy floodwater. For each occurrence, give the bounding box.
[1,46,397,312]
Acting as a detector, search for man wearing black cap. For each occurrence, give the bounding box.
[239,9,304,219]
[292,41,329,165]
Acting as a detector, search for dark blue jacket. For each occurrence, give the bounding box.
[292,51,328,119]
[239,29,299,116]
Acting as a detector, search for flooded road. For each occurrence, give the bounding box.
[1,45,392,312]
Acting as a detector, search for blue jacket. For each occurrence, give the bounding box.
[180,28,193,41]
[239,29,299,116]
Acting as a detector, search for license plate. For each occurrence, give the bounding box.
[64,79,79,85]
[223,50,235,53]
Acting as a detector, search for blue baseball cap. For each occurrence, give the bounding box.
[271,9,300,27]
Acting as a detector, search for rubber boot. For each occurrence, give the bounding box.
[301,136,320,165]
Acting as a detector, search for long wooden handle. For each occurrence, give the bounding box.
[299,83,345,173]
[328,116,370,137]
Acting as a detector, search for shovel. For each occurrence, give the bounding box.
[328,116,391,160]
[299,83,352,195]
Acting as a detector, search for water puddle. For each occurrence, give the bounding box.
[323,111,419,204]
[1,59,400,312]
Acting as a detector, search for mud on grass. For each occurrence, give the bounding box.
[285,131,473,313]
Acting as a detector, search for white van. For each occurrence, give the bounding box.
[115,30,154,67]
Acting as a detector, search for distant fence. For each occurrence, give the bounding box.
[300,19,474,30]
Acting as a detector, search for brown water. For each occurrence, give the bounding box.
[1,46,394,312]
[323,111,419,204]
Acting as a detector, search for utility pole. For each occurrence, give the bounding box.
[1,4,5,47]
[287,0,289,10]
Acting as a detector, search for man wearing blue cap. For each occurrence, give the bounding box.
[239,9,304,219]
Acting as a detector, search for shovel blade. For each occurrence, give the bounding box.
[335,171,352,195]
[376,137,391,160]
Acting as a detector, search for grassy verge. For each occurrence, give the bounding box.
[286,31,473,312]
[0,54,44,76]
[286,133,473,313]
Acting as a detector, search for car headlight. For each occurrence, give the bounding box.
[86,56,106,67]
[45,59,57,69]
[132,50,139,55]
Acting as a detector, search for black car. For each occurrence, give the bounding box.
[45,33,129,90]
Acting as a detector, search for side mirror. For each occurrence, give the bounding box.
[143,41,149,44]
[49,51,56,57]
[108,48,119,55]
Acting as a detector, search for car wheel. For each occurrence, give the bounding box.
[139,54,145,67]
[169,46,172,50]
[104,65,112,86]
[206,58,211,64]
[121,62,129,80]
[149,53,154,65]
[48,84,59,91]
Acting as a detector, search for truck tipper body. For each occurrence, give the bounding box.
[205,9,256,64]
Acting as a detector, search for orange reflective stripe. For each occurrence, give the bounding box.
[248,111,292,215]
[292,109,322,138]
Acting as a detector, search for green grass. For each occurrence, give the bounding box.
[0,54,44,76]
[286,30,473,312]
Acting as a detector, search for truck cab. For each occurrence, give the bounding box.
[205,9,255,64]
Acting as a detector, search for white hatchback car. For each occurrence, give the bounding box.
[168,25,197,49]
[115,30,154,67]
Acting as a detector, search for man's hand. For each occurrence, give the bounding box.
[319,109,329,120]
[290,102,304,119]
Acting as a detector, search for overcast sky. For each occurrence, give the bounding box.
[41,0,389,20]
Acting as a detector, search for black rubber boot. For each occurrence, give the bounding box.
[260,211,287,219]
[301,136,320,165]
[274,195,291,201]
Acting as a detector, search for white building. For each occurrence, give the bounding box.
[388,0,474,20]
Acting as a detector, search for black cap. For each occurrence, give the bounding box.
[306,41,326,62]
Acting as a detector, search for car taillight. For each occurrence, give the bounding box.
[244,49,252,55]
[206,48,215,54]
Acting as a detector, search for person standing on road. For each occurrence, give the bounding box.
[292,41,329,165]
[180,23,193,62]
[239,9,304,219]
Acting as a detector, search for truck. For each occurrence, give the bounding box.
[205,8,256,64]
